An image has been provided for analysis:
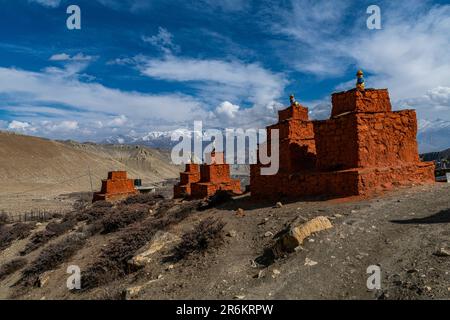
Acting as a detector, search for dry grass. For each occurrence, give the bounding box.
[0,258,27,281]
[0,212,9,226]
[170,217,226,261]
[81,201,200,290]
[0,223,35,252]
[21,219,77,255]
[20,233,87,286]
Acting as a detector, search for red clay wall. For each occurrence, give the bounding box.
[176,156,241,199]
[174,164,201,198]
[356,110,420,167]
[251,163,434,200]
[313,115,359,171]
[331,89,392,117]
[93,171,137,202]
[200,164,231,184]
[278,104,309,121]
[250,88,435,201]
[268,119,314,141]
[108,171,128,180]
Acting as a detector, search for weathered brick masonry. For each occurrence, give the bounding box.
[93,171,138,202]
[251,88,435,200]
[173,164,201,198]
[174,152,241,199]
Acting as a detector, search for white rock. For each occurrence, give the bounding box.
[304,258,318,266]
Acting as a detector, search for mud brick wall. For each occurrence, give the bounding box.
[185,164,199,172]
[356,110,420,167]
[174,164,200,198]
[180,172,200,185]
[267,119,314,141]
[313,115,359,171]
[108,171,128,180]
[100,178,135,194]
[94,171,137,202]
[278,105,309,121]
[331,89,392,117]
[200,164,231,184]
[357,163,435,195]
[265,115,316,173]
[250,170,361,199]
[190,179,241,199]
[278,139,316,173]
[179,164,200,185]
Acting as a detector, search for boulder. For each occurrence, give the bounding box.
[128,231,180,268]
[122,285,142,300]
[35,271,53,288]
[272,216,332,257]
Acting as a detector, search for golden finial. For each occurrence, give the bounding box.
[356,69,365,91]
[290,94,300,107]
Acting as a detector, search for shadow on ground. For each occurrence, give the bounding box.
[391,208,450,224]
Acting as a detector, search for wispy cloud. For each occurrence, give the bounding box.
[49,53,96,62]
[0,64,206,139]
[142,27,180,55]
[28,0,61,8]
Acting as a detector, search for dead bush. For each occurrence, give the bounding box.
[0,212,9,226]
[0,223,35,251]
[82,201,199,290]
[198,191,234,211]
[20,233,87,286]
[121,193,164,205]
[76,205,112,223]
[170,217,225,261]
[98,204,150,234]
[0,258,27,280]
[21,219,77,255]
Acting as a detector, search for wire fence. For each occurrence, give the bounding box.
[1,209,64,223]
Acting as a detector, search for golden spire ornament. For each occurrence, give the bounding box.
[356,69,365,91]
[290,94,300,107]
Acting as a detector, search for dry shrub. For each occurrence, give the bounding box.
[82,201,199,290]
[198,191,234,211]
[170,217,225,261]
[21,219,77,255]
[121,193,164,205]
[0,212,9,226]
[0,223,34,251]
[20,233,87,286]
[0,258,27,281]
[66,202,112,223]
[97,204,150,234]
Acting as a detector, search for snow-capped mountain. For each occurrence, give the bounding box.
[102,118,450,154]
[417,119,450,153]
[102,129,204,149]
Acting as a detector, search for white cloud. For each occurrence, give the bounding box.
[273,1,450,121]
[134,55,289,128]
[397,86,450,122]
[108,115,128,127]
[345,5,450,101]
[42,120,79,131]
[8,120,31,130]
[142,27,179,55]
[0,66,203,125]
[138,56,286,107]
[29,0,61,8]
[50,53,96,62]
[215,101,240,119]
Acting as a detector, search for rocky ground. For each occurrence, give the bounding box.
[0,182,449,300]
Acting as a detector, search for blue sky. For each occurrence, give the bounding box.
[0,0,449,145]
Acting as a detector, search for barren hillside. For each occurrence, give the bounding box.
[0,131,180,213]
